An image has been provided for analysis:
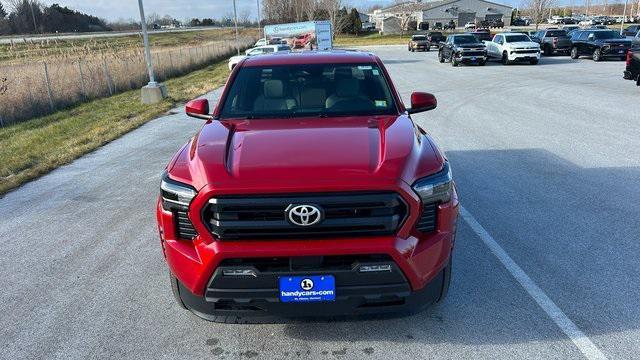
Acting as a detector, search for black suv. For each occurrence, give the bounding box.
[570,30,632,61]
[531,29,572,55]
[439,34,487,66]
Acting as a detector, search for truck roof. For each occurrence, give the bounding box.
[242,50,378,67]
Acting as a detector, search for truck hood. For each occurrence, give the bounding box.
[507,41,539,49]
[170,116,443,190]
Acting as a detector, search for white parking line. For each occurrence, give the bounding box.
[459,206,608,360]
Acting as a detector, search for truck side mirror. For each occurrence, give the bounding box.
[408,92,437,114]
[185,99,213,120]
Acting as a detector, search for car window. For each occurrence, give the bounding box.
[430,32,442,36]
[494,35,502,43]
[453,35,478,44]
[593,31,623,39]
[277,45,291,51]
[546,30,567,37]
[505,35,531,42]
[248,49,263,56]
[220,63,397,119]
[412,36,426,41]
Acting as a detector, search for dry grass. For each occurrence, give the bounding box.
[0,59,231,196]
[0,29,256,125]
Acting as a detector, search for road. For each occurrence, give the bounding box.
[1,45,639,359]
[0,26,227,44]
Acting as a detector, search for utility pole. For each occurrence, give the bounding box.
[29,1,38,33]
[256,0,262,38]
[137,0,167,104]
[233,0,240,55]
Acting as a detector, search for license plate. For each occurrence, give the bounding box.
[619,50,625,54]
[471,57,476,61]
[279,275,336,303]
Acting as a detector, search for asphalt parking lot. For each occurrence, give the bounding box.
[1,45,639,359]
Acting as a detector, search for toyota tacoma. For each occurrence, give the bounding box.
[157,51,458,321]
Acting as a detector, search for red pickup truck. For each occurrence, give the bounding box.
[157,51,458,321]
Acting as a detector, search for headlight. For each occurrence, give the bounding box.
[160,171,197,211]
[412,162,453,204]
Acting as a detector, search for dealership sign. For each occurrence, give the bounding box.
[264,21,333,51]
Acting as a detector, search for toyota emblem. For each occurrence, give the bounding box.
[286,204,323,227]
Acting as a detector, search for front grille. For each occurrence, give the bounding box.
[175,210,197,239]
[202,192,407,240]
[416,203,438,233]
[462,50,485,56]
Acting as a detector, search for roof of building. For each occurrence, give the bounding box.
[377,0,512,13]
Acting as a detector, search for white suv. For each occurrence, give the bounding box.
[228,45,291,70]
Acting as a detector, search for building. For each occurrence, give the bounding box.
[370,0,512,33]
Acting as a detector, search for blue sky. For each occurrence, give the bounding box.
[13,0,581,21]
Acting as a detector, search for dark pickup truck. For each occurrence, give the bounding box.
[624,48,640,85]
[570,29,633,61]
[426,31,446,49]
[531,29,572,55]
[439,34,487,66]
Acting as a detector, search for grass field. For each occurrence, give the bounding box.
[0,28,258,64]
[0,59,231,196]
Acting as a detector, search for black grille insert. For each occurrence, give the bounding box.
[175,210,197,240]
[202,192,407,240]
[416,203,438,233]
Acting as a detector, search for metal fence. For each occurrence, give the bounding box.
[0,37,253,126]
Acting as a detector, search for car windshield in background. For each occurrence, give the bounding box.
[220,63,397,119]
[412,36,427,41]
[429,32,442,36]
[453,36,477,44]
[505,35,531,42]
[546,30,567,37]
[593,31,623,39]
[278,45,292,51]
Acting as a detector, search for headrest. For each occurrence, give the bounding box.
[264,80,284,99]
[336,78,359,98]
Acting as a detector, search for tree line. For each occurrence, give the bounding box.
[0,0,110,35]
[262,0,364,34]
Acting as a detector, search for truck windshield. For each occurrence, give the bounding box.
[219,63,397,119]
[453,36,477,44]
[505,35,531,42]
[412,36,426,40]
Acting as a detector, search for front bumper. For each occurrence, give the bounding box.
[157,183,459,318]
[602,47,631,57]
[175,255,450,319]
[508,51,541,61]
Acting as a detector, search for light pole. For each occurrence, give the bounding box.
[621,0,629,35]
[138,0,167,104]
[233,0,240,55]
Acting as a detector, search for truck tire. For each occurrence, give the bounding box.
[501,52,510,65]
[437,256,453,303]
[438,51,445,63]
[570,47,579,59]
[478,59,486,66]
[530,58,539,65]
[452,55,459,67]
[169,272,187,309]
[593,48,602,62]
[426,46,431,52]
[543,44,552,56]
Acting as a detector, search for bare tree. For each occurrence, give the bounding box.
[521,0,555,30]
[390,1,422,35]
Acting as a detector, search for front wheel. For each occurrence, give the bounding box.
[478,59,486,66]
[593,48,602,62]
[570,47,579,59]
[530,58,539,65]
[543,45,552,56]
[438,51,445,63]
[501,52,510,65]
[426,46,431,52]
[452,55,459,67]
